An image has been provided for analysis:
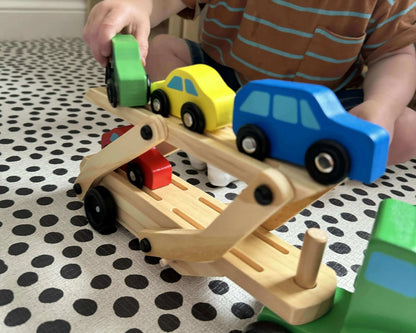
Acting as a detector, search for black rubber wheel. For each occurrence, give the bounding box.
[84,186,117,234]
[150,89,170,117]
[244,321,290,333]
[305,139,350,185]
[105,63,113,84]
[107,78,118,108]
[146,75,151,104]
[181,102,205,133]
[236,124,270,160]
[126,161,145,189]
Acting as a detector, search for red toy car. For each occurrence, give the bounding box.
[101,125,172,190]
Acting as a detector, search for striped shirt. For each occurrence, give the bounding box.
[180,0,416,90]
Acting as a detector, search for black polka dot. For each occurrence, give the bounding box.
[37,196,53,205]
[208,280,229,295]
[96,244,116,256]
[187,178,200,186]
[39,214,59,227]
[125,275,149,289]
[191,302,217,321]
[62,246,82,258]
[329,198,343,207]
[276,225,288,232]
[0,199,14,208]
[231,302,255,319]
[305,220,320,228]
[362,198,376,206]
[363,209,377,218]
[155,292,183,310]
[144,256,160,265]
[352,188,368,196]
[322,215,338,224]
[126,329,143,333]
[329,242,351,254]
[356,231,370,240]
[67,201,83,210]
[340,212,357,222]
[44,232,64,244]
[128,238,141,251]
[41,184,57,192]
[160,268,182,283]
[326,261,348,277]
[113,297,139,318]
[0,289,14,306]
[340,194,356,201]
[8,242,29,255]
[60,263,82,279]
[4,307,31,326]
[113,258,133,270]
[300,208,312,216]
[17,272,38,287]
[158,314,181,332]
[12,224,36,236]
[225,192,237,200]
[16,187,33,196]
[0,260,8,274]
[31,255,54,268]
[39,288,64,303]
[327,227,344,237]
[37,319,71,333]
[91,274,112,289]
[73,298,98,316]
[70,215,88,227]
[74,229,93,242]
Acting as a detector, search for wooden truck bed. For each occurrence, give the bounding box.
[75,87,338,325]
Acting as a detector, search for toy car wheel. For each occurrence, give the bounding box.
[150,89,170,117]
[181,102,205,133]
[126,161,145,189]
[305,139,350,185]
[84,186,117,235]
[146,75,151,104]
[107,78,118,108]
[236,124,270,160]
[105,63,113,84]
[244,321,290,333]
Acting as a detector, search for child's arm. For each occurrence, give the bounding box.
[350,44,416,163]
[83,0,186,67]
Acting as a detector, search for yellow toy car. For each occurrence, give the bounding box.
[150,64,235,133]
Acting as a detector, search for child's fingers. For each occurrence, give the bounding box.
[133,22,151,65]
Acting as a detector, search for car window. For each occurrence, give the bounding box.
[365,251,416,297]
[239,91,270,117]
[273,95,297,124]
[167,76,183,91]
[185,79,198,96]
[300,100,320,130]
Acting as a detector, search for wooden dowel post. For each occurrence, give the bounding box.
[295,228,328,289]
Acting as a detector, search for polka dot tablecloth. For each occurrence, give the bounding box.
[0,38,415,333]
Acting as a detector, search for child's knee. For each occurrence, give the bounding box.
[148,34,186,57]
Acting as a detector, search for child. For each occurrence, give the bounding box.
[84,0,416,165]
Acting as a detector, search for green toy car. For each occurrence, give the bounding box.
[105,34,150,107]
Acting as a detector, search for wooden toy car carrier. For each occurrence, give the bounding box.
[74,87,339,326]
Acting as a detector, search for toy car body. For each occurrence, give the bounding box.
[106,34,150,107]
[101,125,172,190]
[232,79,389,184]
[150,64,235,133]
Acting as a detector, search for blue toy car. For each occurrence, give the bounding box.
[232,79,389,185]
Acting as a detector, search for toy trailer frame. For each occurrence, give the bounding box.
[74,87,340,325]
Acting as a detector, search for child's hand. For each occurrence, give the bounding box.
[83,0,152,67]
